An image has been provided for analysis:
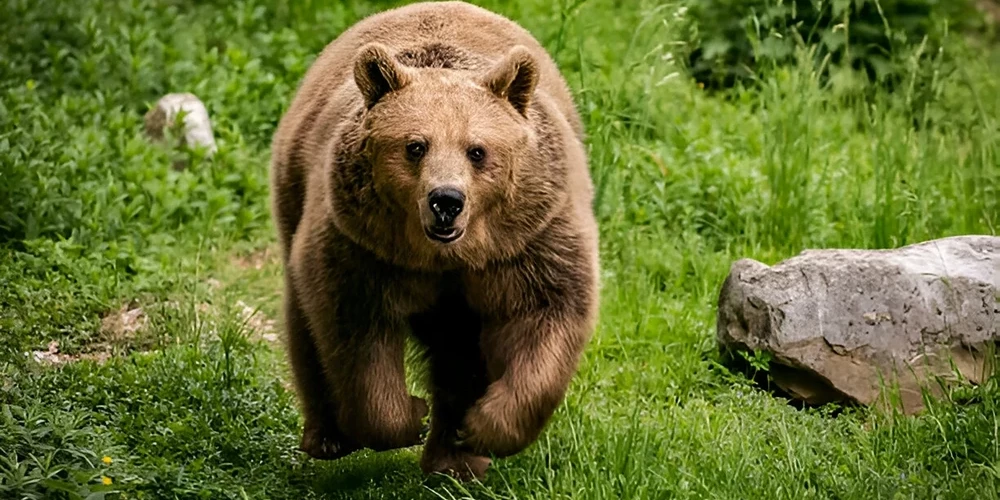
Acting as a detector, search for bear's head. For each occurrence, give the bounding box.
[328,42,572,270]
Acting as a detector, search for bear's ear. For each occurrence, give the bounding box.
[353,43,412,108]
[479,45,539,116]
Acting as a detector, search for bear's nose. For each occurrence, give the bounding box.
[427,187,465,226]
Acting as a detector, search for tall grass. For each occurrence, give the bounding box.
[1,0,998,498]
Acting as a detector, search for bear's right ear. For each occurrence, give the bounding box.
[353,43,412,108]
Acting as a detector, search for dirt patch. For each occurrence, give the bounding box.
[100,302,149,342]
[979,0,1000,23]
[30,302,152,366]
[30,297,282,367]
[236,300,279,343]
[31,340,113,365]
[233,246,278,271]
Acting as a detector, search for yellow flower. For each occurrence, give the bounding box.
[102,456,113,465]
[101,476,113,486]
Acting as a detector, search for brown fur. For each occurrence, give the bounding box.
[269,1,599,481]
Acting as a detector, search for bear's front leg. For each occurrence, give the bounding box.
[290,232,429,455]
[321,314,430,452]
[281,276,359,460]
[458,310,592,458]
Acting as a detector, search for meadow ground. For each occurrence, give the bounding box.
[1,0,999,498]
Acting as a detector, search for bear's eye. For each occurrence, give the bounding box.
[467,146,486,164]
[405,141,427,161]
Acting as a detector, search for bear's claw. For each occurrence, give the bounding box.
[299,426,359,460]
[421,448,491,482]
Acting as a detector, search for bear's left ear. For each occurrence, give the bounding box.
[354,42,413,109]
[479,45,539,116]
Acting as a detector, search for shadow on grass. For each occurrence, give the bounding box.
[295,447,443,499]
[285,444,509,499]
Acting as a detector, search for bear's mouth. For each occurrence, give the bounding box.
[424,225,465,244]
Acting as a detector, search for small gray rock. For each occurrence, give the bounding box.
[717,235,999,414]
[144,93,217,168]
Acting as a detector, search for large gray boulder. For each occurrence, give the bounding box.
[717,235,999,414]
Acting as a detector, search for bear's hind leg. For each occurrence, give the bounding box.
[420,372,492,481]
[282,281,359,460]
[410,299,492,481]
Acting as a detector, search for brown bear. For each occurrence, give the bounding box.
[269,0,599,481]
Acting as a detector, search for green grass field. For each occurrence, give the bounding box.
[2,0,999,498]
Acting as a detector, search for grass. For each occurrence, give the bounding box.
[1,0,999,498]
